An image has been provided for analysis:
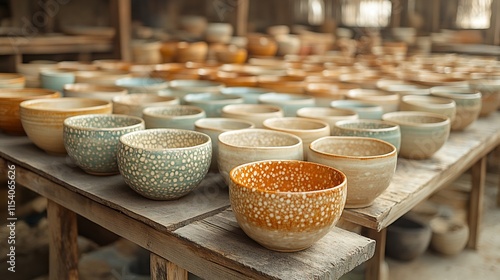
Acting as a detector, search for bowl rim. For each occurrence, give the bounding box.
[263,117,330,132]
[0,88,61,100]
[194,117,255,131]
[142,105,206,119]
[112,93,178,105]
[297,106,358,118]
[218,128,303,150]
[19,97,111,112]
[119,128,211,151]
[63,114,145,131]
[429,86,482,99]
[330,100,384,111]
[183,92,245,104]
[334,119,400,132]
[63,83,128,93]
[382,111,451,127]
[229,159,347,194]
[258,92,315,104]
[309,136,397,159]
[400,95,457,108]
[221,103,283,115]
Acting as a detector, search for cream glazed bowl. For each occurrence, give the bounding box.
[218,129,303,185]
[308,136,397,208]
[229,160,347,252]
[221,104,284,128]
[382,111,451,160]
[117,129,212,200]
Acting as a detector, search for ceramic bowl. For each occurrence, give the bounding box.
[215,46,248,64]
[296,107,358,134]
[179,15,207,37]
[333,119,401,152]
[0,88,61,135]
[117,129,212,200]
[330,100,384,120]
[305,82,356,107]
[258,93,315,117]
[142,105,206,130]
[429,217,469,256]
[112,93,180,117]
[206,23,233,44]
[386,215,432,261]
[166,80,225,100]
[399,95,457,122]
[214,71,258,87]
[39,69,75,92]
[63,83,128,101]
[19,98,112,154]
[0,73,26,88]
[183,92,244,117]
[74,70,131,86]
[229,160,347,252]
[308,136,397,208]
[175,41,208,63]
[115,77,169,94]
[195,117,255,171]
[346,89,400,113]
[468,79,500,117]
[218,129,303,185]
[257,76,306,94]
[382,111,451,159]
[430,86,482,131]
[262,117,330,159]
[247,35,278,57]
[63,114,145,175]
[221,104,284,128]
[220,87,272,104]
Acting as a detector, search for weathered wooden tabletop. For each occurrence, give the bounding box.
[0,133,375,280]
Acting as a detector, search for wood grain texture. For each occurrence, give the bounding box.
[47,199,79,280]
[173,209,375,280]
[362,228,386,280]
[342,112,500,231]
[468,157,486,249]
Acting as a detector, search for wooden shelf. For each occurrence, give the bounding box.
[0,35,113,55]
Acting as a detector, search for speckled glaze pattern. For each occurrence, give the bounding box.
[229,160,347,252]
[0,88,61,135]
[64,114,145,175]
[218,129,303,185]
[332,119,401,152]
[142,105,206,130]
[117,129,212,200]
[382,111,451,160]
[19,98,112,154]
[308,136,397,208]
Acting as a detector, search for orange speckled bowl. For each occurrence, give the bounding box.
[0,88,61,135]
[20,98,112,154]
[229,160,347,252]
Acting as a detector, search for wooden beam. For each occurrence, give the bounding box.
[109,0,131,61]
[236,0,249,36]
[468,156,486,249]
[362,227,387,280]
[48,199,79,280]
[151,253,189,280]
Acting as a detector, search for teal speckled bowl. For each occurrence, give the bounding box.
[332,119,401,153]
[63,114,145,175]
[117,129,212,200]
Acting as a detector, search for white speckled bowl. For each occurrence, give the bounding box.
[117,129,212,200]
[308,136,397,208]
[63,114,145,175]
[218,129,303,185]
[229,160,347,252]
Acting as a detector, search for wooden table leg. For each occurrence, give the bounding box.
[151,253,188,280]
[468,156,486,249]
[47,199,79,280]
[496,146,500,207]
[362,227,387,280]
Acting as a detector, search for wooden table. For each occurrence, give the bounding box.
[341,112,500,280]
[0,135,375,279]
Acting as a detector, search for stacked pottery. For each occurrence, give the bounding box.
[385,215,432,261]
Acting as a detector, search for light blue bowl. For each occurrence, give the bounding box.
[258,93,315,117]
[220,87,273,104]
[115,77,168,94]
[40,70,75,93]
[330,100,384,120]
[142,105,206,130]
[63,114,145,175]
[117,129,212,200]
[183,92,244,117]
[332,119,401,153]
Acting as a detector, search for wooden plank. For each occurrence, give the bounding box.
[362,228,386,280]
[167,261,188,280]
[150,253,189,280]
[342,112,500,231]
[236,0,249,36]
[468,156,486,249]
[47,199,79,280]
[173,209,376,280]
[0,135,230,232]
[0,36,113,55]
[109,0,131,61]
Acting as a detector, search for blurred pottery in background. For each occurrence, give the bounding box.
[468,79,500,117]
[142,105,206,130]
[0,73,26,88]
[430,86,481,131]
[112,94,179,117]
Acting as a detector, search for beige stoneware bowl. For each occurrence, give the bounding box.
[112,93,180,117]
[308,136,397,208]
[221,104,284,128]
[19,98,112,154]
